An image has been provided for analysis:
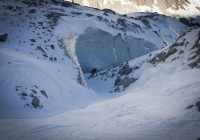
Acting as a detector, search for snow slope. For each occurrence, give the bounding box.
[0,0,104,118]
[0,28,200,140]
[0,0,200,139]
[0,0,189,118]
[0,48,100,118]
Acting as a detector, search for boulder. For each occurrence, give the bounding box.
[196,101,200,111]
[32,97,40,108]
[186,105,193,109]
[40,90,48,98]
[21,92,28,96]
[0,34,8,42]
[119,64,132,76]
[116,76,137,88]
[114,76,121,86]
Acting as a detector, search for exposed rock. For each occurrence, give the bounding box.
[36,46,47,55]
[188,55,198,61]
[189,58,200,68]
[86,13,94,17]
[196,101,200,111]
[32,97,40,108]
[111,73,115,78]
[49,57,53,61]
[40,90,48,98]
[171,57,179,62]
[191,32,200,50]
[114,86,120,92]
[149,52,166,64]
[21,92,28,96]
[31,89,37,94]
[179,18,192,26]
[150,47,177,64]
[116,76,137,88]
[50,44,55,49]
[133,66,140,70]
[45,12,64,29]
[30,39,36,42]
[0,34,8,42]
[29,9,36,14]
[186,105,193,109]
[117,18,126,27]
[179,50,184,54]
[6,5,13,10]
[43,54,48,57]
[119,64,132,76]
[168,48,177,55]
[114,76,121,86]
[103,8,116,15]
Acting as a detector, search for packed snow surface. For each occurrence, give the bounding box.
[1,54,200,140]
[1,28,200,140]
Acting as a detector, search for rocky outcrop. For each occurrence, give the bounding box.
[0,34,8,42]
[150,47,178,64]
[196,101,200,111]
[32,97,40,108]
[115,76,137,88]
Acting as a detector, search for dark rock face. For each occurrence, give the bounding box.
[0,34,8,42]
[32,97,40,108]
[150,47,177,64]
[186,105,194,109]
[116,76,137,88]
[119,64,132,76]
[29,9,36,14]
[21,92,28,96]
[36,46,47,54]
[189,58,200,68]
[189,34,200,68]
[31,89,37,94]
[114,76,121,86]
[49,57,53,61]
[196,101,200,111]
[30,39,36,42]
[51,44,55,49]
[40,90,48,98]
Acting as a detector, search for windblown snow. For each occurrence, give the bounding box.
[0,0,200,140]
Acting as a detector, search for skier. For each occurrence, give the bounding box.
[91,68,97,76]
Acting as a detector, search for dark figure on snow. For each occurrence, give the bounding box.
[91,68,97,76]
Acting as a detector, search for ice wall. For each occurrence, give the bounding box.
[75,29,157,73]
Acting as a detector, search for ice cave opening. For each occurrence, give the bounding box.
[74,28,157,74]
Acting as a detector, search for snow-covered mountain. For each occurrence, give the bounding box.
[1,24,200,140]
[0,0,189,116]
[66,0,200,17]
[0,0,200,139]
